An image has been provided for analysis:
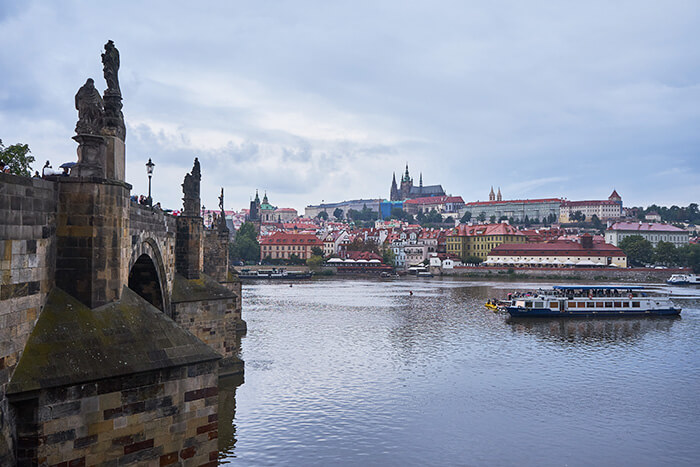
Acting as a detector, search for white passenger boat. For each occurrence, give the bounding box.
[506,286,680,318]
[667,274,700,285]
[238,268,312,279]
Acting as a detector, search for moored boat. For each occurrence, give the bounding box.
[667,274,700,285]
[506,286,681,318]
[238,268,313,279]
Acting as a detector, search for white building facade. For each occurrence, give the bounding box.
[605,222,689,248]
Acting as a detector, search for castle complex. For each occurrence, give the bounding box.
[390,164,446,201]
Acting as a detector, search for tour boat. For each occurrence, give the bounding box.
[238,268,313,279]
[506,286,681,318]
[667,274,700,285]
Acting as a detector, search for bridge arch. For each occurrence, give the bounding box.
[128,238,171,316]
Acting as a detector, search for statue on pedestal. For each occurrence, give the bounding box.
[182,158,202,216]
[102,40,121,96]
[101,40,126,140]
[218,187,229,234]
[75,78,104,135]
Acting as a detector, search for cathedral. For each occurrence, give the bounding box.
[390,164,446,201]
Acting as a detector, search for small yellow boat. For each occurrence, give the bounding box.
[485,302,499,312]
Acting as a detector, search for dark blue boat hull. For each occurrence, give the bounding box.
[506,307,681,318]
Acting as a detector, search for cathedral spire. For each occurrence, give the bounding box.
[390,172,400,201]
[489,186,495,201]
[497,187,502,201]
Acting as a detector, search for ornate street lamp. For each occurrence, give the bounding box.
[145,158,155,207]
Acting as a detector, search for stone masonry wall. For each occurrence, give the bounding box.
[176,217,202,280]
[173,299,243,377]
[12,361,219,466]
[55,178,131,308]
[0,173,58,464]
[203,230,229,283]
[129,202,177,312]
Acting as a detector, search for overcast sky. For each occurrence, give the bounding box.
[1,1,698,212]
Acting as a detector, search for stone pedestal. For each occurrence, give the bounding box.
[176,216,203,279]
[103,92,126,141]
[102,128,125,182]
[71,134,107,178]
[55,178,131,308]
[203,230,229,282]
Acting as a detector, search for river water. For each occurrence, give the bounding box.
[220,278,700,466]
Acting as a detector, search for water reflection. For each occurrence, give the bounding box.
[218,374,243,458]
[507,317,679,344]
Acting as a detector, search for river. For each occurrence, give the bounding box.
[219,278,700,466]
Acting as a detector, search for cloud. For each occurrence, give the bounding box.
[1,0,699,211]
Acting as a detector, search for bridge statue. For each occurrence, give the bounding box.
[101,40,121,96]
[101,40,126,140]
[74,78,104,135]
[182,157,201,215]
[218,187,229,233]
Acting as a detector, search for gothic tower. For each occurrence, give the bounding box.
[497,187,502,201]
[489,186,495,201]
[400,164,413,200]
[390,172,400,201]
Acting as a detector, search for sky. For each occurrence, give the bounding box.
[1,0,699,213]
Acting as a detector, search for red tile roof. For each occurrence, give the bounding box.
[259,232,322,245]
[491,240,626,257]
[607,222,686,232]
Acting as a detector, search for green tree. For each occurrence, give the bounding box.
[463,255,483,264]
[317,211,329,220]
[0,140,35,176]
[229,222,260,262]
[570,211,586,222]
[489,215,496,223]
[591,214,603,232]
[416,211,427,223]
[306,255,324,268]
[444,216,454,224]
[653,241,678,266]
[618,235,653,267]
[477,211,486,222]
[460,211,472,223]
[311,246,325,257]
[425,209,442,224]
[333,208,343,220]
[382,248,396,267]
[677,244,700,273]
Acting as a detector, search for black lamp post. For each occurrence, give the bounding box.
[145,158,155,207]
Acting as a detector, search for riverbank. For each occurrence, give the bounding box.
[436,266,691,283]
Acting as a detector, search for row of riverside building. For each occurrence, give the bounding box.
[247,216,692,270]
[229,166,694,269]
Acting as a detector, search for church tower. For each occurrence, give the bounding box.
[400,164,413,200]
[497,187,502,201]
[390,172,400,201]
[489,186,495,201]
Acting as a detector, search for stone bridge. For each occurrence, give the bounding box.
[0,42,244,465]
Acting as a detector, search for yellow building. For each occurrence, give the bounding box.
[446,223,526,261]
